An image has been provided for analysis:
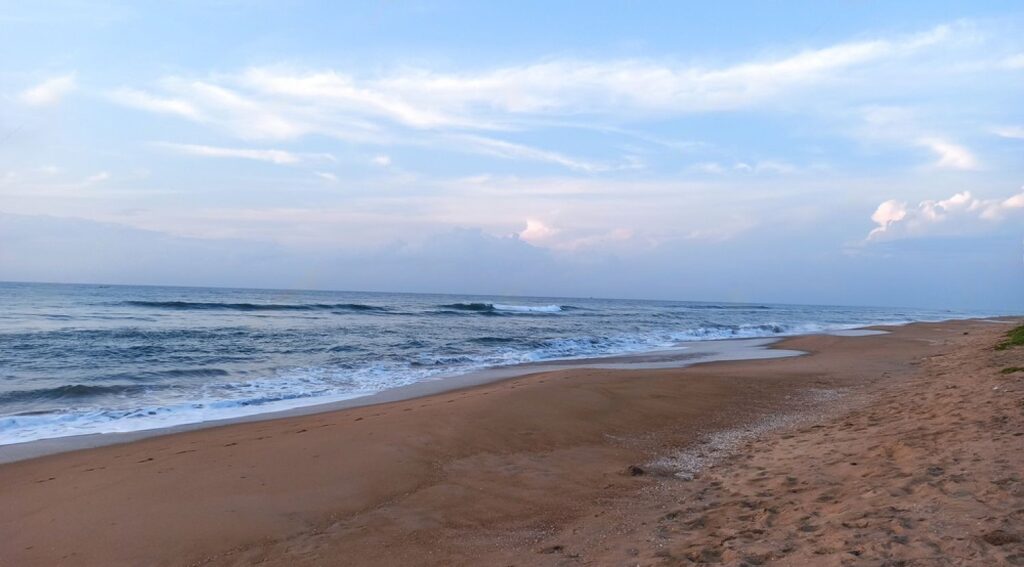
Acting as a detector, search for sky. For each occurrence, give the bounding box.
[1,1,1023,310]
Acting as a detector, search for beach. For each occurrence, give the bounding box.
[1,318,1022,565]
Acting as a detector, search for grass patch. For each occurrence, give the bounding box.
[995,324,1024,351]
[1000,367,1024,375]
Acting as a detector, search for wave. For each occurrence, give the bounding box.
[439,302,565,314]
[0,383,160,405]
[122,300,389,312]
[682,304,773,310]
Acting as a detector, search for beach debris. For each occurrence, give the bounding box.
[627,465,646,476]
[981,530,1020,546]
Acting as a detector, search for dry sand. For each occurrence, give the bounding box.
[1,318,1021,566]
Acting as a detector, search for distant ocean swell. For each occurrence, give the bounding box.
[120,300,573,315]
[120,300,391,312]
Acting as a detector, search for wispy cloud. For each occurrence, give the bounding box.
[156,142,335,165]
[107,88,202,120]
[691,160,799,175]
[992,125,1024,140]
[85,171,110,184]
[366,24,952,118]
[99,22,1010,173]
[855,107,982,170]
[917,138,979,170]
[1002,53,1024,69]
[20,74,77,106]
[455,135,616,172]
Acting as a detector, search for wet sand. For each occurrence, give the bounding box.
[1,318,1021,565]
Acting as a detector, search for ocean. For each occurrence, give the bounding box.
[0,282,989,445]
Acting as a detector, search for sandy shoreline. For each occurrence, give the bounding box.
[1,318,1021,565]
[0,336,804,464]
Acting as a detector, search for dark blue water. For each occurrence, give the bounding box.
[0,282,987,444]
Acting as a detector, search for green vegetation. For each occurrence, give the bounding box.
[999,367,1024,374]
[995,324,1024,351]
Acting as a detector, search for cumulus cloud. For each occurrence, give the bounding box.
[156,142,335,165]
[20,74,76,106]
[517,219,559,244]
[868,188,1024,240]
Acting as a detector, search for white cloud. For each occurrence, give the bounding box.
[457,135,611,172]
[108,88,202,120]
[156,142,335,165]
[992,126,1024,140]
[515,218,639,251]
[315,171,338,183]
[99,22,997,174]
[735,160,798,174]
[868,200,907,239]
[917,138,979,170]
[239,68,463,129]
[20,74,76,106]
[692,162,726,174]
[85,171,110,184]
[868,187,1024,240]
[371,154,392,167]
[369,25,951,119]
[517,219,559,244]
[693,160,797,175]
[1002,53,1024,69]
[854,107,985,170]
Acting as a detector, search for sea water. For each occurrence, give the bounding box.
[0,282,989,445]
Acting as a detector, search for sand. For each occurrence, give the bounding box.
[1,318,1022,566]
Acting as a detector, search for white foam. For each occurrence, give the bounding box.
[492,303,563,313]
[0,315,982,446]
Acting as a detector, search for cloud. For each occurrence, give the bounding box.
[109,83,318,140]
[19,74,76,106]
[456,135,612,172]
[855,107,986,170]
[692,162,727,174]
[85,171,110,184]
[315,171,338,183]
[108,88,202,120]
[371,154,392,167]
[917,138,979,170]
[1002,53,1024,69]
[692,160,798,175]
[516,219,558,244]
[368,24,952,118]
[512,217,640,251]
[992,126,1024,140]
[156,142,335,165]
[238,68,463,129]
[868,187,1024,240]
[99,22,1000,173]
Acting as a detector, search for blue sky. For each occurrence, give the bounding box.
[1,1,1023,310]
